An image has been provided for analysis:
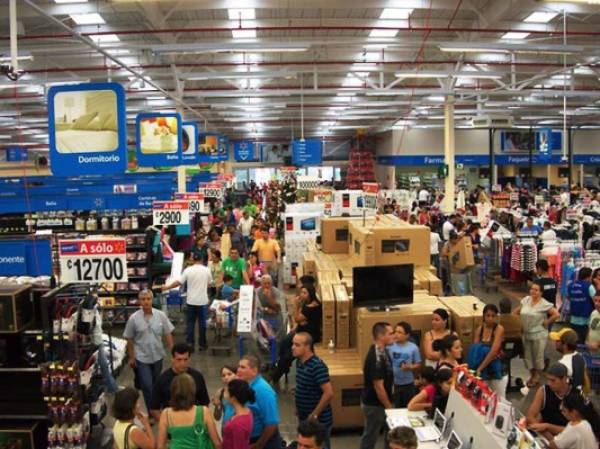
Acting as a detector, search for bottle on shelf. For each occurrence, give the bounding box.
[327,339,335,354]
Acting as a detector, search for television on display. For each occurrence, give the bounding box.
[300,218,316,231]
[352,264,414,309]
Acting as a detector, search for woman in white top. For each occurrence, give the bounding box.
[551,391,600,449]
[112,387,155,449]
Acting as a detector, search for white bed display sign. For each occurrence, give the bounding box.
[174,193,204,214]
[153,201,190,226]
[135,112,183,167]
[59,238,128,283]
[48,82,128,176]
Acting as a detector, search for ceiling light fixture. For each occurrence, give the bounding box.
[524,11,558,23]
[369,20,403,37]
[70,13,105,25]
[439,42,584,54]
[395,70,503,79]
[151,42,308,54]
[501,32,530,39]
[55,0,88,3]
[379,8,413,19]
[227,9,255,20]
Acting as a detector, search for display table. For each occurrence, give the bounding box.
[385,390,506,449]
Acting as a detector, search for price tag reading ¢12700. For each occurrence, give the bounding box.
[152,201,190,226]
[58,239,128,283]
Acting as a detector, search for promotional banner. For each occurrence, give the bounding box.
[174,192,205,214]
[152,201,190,226]
[181,122,199,165]
[292,139,322,165]
[136,112,182,167]
[536,129,562,152]
[199,132,228,162]
[362,182,379,210]
[59,238,128,283]
[48,82,128,176]
[200,181,225,199]
[233,140,259,162]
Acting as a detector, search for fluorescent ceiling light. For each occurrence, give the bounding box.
[94,34,120,43]
[395,70,503,79]
[151,42,307,54]
[147,96,166,100]
[228,9,255,20]
[524,11,558,23]
[438,42,584,54]
[70,13,105,25]
[369,20,402,37]
[183,70,295,81]
[379,8,413,19]
[55,0,88,3]
[0,55,33,62]
[232,28,257,39]
[364,43,389,49]
[501,32,530,40]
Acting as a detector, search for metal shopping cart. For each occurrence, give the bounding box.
[580,348,600,394]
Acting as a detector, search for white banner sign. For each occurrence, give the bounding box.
[153,201,191,226]
[58,238,128,283]
[236,285,254,333]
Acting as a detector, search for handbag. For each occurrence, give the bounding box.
[194,406,215,449]
[123,423,134,449]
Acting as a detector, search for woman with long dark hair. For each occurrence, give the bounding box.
[550,391,600,449]
[423,308,455,368]
[433,334,463,372]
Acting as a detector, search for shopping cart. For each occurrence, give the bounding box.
[580,348,600,394]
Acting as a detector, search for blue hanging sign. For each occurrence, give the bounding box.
[6,147,28,162]
[218,135,230,161]
[233,140,259,162]
[181,122,199,165]
[292,139,322,165]
[538,127,552,162]
[136,112,182,167]
[574,154,600,164]
[198,132,223,162]
[48,82,128,176]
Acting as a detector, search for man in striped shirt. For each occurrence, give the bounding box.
[292,332,334,448]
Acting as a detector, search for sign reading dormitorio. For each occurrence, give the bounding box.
[47,82,128,176]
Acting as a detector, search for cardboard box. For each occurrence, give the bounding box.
[499,314,522,340]
[283,212,322,237]
[448,237,475,271]
[332,284,352,349]
[321,217,352,254]
[303,251,317,276]
[356,297,447,361]
[439,295,487,350]
[315,347,364,429]
[348,218,430,268]
[320,283,336,345]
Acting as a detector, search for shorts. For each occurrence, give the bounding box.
[522,337,547,370]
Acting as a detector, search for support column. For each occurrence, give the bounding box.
[9,0,18,73]
[442,95,455,213]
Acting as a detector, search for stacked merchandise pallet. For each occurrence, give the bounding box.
[345,148,375,189]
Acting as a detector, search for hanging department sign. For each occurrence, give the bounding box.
[152,201,190,226]
[59,238,128,283]
[174,192,205,214]
[136,112,183,167]
[48,82,128,176]
[0,243,27,276]
[233,140,258,162]
[181,122,199,165]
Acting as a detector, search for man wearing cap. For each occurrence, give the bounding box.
[525,363,573,439]
[550,328,587,390]
[161,252,212,351]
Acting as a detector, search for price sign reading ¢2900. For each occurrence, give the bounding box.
[152,201,190,226]
[59,239,128,283]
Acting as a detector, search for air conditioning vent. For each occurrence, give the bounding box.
[471,115,514,128]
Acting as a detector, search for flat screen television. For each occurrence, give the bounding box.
[352,264,414,309]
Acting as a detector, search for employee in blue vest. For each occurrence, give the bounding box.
[568,267,594,344]
[521,216,543,235]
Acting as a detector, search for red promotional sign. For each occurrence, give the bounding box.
[59,238,127,283]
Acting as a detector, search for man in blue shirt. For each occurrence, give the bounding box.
[292,332,334,448]
[568,267,594,343]
[521,216,543,235]
[237,355,282,449]
[386,322,421,408]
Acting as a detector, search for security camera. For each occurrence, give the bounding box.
[0,63,22,81]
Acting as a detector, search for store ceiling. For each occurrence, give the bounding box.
[1,0,600,149]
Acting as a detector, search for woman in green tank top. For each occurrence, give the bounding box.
[157,373,222,449]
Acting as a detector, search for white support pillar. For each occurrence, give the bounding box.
[9,0,18,73]
[442,95,456,213]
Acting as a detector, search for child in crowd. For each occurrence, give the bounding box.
[407,369,453,414]
[387,322,422,408]
[388,427,418,449]
[221,274,238,302]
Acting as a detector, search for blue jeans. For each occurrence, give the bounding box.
[98,344,118,393]
[136,359,163,410]
[187,304,208,347]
